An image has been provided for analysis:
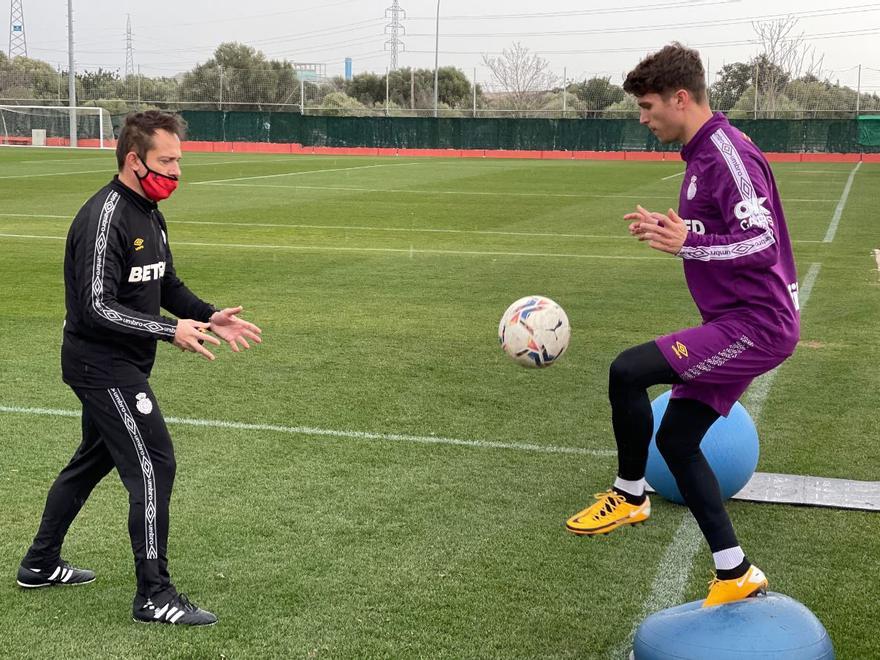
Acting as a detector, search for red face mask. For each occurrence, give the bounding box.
[136,157,179,201]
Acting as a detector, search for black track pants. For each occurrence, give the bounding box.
[24,383,176,598]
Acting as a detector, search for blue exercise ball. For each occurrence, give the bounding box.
[632,592,834,659]
[645,390,759,505]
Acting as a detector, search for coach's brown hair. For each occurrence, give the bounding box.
[623,43,706,103]
[115,110,186,170]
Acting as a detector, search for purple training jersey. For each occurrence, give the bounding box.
[676,112,800,353]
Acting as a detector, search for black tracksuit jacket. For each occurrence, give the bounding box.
[61,176,215,388]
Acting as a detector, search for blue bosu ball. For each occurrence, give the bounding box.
[645,390,759,505]
[632,592,834,659]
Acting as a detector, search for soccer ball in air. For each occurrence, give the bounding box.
[498,296,570,368]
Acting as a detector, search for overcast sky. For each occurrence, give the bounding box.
[8,0,880,91]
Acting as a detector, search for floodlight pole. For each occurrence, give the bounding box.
[433,0,440,118]
[856,64,861,116]
[472,67,476,118]
[67,0,77,147]
[562,67,567,114]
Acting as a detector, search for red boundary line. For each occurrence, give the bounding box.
[9,138,876,163]
[178,141,877,163]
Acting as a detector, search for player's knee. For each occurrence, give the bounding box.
[609,351,640,391]
[656,426,700,466]
[153,455,176,486]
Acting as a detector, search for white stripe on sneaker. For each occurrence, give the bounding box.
[169,609,185,624]
[61,568,73,582]
[153,604,169,619]
[48,566,61,580]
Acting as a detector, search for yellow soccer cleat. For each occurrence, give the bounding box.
[703,564,768,607]
[565,490,651,535]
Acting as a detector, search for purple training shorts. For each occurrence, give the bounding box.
[655,317,794,417]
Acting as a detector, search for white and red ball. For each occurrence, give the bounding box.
[498,296,570,368]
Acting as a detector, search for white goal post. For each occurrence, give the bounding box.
[0,105,114,149]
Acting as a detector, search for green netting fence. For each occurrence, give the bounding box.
[178,112,878,153]
[858,115,880,147]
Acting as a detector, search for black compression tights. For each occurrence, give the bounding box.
[608,341,739,552]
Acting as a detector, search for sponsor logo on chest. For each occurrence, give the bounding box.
[128,261,166,283]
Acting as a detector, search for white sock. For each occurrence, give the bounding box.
[613,477,646,498]
[713,546,745,571]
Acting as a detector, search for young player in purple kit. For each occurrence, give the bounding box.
[564,43,800,607]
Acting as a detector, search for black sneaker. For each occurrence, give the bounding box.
[133,592,218,626]
[17,560,96,588]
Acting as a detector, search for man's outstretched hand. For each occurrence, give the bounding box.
[173,319,222,360]
[208,306,263,353]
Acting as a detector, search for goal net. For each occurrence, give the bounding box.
[0,105,114,149]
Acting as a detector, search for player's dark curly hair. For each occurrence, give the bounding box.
[116,110,187,169]
[623,43,706,102]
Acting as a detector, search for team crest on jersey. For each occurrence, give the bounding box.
[135,392,153,415]
[134,238,145,251]
[686,175,698,200]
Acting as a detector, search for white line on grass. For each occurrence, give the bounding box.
[191,181,835,203]
[0,233,64,240]
[0,213,69,218]
[607,514,703,660]
[169,219,630,241]
[660,171,684,180]
[190,162,419,185]
[0,168,115,180]
[0,213,835,245]
[0,405,616,458]
[610,261,823,658]
[823,161,861,243]
[0,233,669,260]
[20,157,110,164]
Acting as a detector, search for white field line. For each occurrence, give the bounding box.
[660,171,684,180]
[20,157,110,164]
[0,405,616,458]
[0,214,830,245]
[773,169,854,175]
[171,219,630,241]
[611,260,824,658]
[191,180,836,203]
[0,233,669,260]
[0,168,115,180]
[190,161,419,185]
[607,514,702,660]
[0,213,69,218]
[823,161,861,243]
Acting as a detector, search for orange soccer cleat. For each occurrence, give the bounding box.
[703,564,768,607]
[565,490,650,536]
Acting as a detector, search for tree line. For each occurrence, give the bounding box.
[1,40,876,118]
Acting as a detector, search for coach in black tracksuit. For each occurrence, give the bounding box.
[17,111,261,626]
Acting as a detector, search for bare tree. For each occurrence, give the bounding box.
[752,16,825,117]
[482,42,557,116]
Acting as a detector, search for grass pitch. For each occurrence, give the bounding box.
[0,147,878,658]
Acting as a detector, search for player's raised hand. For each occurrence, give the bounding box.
[639,208,688,255]
[623,204,664,238]
[173,319,221,360]
[208,306,263,353]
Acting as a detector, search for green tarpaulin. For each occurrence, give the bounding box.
[857,115,880,147]
[179,112,875,154]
